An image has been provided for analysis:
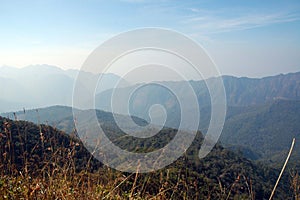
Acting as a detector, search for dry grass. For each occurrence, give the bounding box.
[0,116,299,199]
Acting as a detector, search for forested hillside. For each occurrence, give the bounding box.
[0,116,295,199]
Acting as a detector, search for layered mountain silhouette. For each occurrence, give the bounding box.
[1,65,299,169]
[96,71,300,115]
[0,65,128,112]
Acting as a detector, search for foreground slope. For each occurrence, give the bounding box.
[0,116,294,199]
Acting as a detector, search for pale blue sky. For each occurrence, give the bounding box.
[0,0,299,77]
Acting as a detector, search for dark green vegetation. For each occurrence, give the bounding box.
[220,100,300,169]
[0,116,297,199]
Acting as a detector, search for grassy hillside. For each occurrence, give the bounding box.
[0,116,298,199]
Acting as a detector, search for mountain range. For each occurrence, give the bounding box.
[0,65,128,112]
[1,65,299,168]
[1,65,299,198]
[96,71,300,117]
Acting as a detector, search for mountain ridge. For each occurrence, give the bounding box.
[0,65,129,112]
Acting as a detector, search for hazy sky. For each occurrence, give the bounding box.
[0,0,299,77]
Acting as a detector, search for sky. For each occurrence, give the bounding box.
[0,0,300,77]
